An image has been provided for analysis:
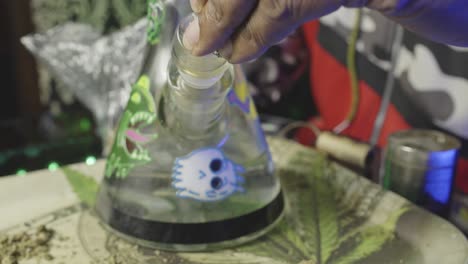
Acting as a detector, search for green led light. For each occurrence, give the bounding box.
[48,162,59,171]
[86,156,97,166]
[16,169,27,176]
[79,118,92,132]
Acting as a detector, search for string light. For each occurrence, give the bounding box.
[48,162,59,171]
[13,151,99,176]
[79,118,92,132]
[16,169,27,176]
[86,156,97,165]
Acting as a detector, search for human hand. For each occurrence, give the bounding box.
[183,0,359,63]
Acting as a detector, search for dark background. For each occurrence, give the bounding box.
[0,0,40,122]
[0,0,101,176]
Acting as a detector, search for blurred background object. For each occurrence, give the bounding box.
[0,0,149,176]
[245,30,316,121]
[21,19,148,155]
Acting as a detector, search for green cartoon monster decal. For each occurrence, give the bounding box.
[105,75,158,179]
[147,0,165,45]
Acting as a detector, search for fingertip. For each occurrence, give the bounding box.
[225,50,243,64]
[191,42,216,57]
[192,39,233,59]
[182,18,200,51]
[227,57,247,64]
[191,45,206,56]
[226,57,241,64]
[191,0,256,57]
[218,40,233,60]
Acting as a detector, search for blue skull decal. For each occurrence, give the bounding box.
[172,148,245,202]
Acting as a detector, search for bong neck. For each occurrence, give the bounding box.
[166,67,232,139]
[164,13,234,140]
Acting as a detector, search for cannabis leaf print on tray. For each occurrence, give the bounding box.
[177,145,411,264]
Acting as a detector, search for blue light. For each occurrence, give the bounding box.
[427,149,458,169]
[424,168,454,204]
[423,150,458,204]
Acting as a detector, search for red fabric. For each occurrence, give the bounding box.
[456,162,468,193]
[300,20,468,193]
[301,20,410,146]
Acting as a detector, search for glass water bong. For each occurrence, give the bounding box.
[95,0,284,251]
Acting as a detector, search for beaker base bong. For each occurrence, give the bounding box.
[95,6,286,253]
[96,191,284,252]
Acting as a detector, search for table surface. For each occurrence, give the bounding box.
[1,137,467,264]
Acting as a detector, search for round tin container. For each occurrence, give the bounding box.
[381,129,460,216]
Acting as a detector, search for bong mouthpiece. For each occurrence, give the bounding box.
[173,14,230,89]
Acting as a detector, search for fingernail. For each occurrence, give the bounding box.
[218,40,233,60]
[190,0,202,13]
[182,16,200,50]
